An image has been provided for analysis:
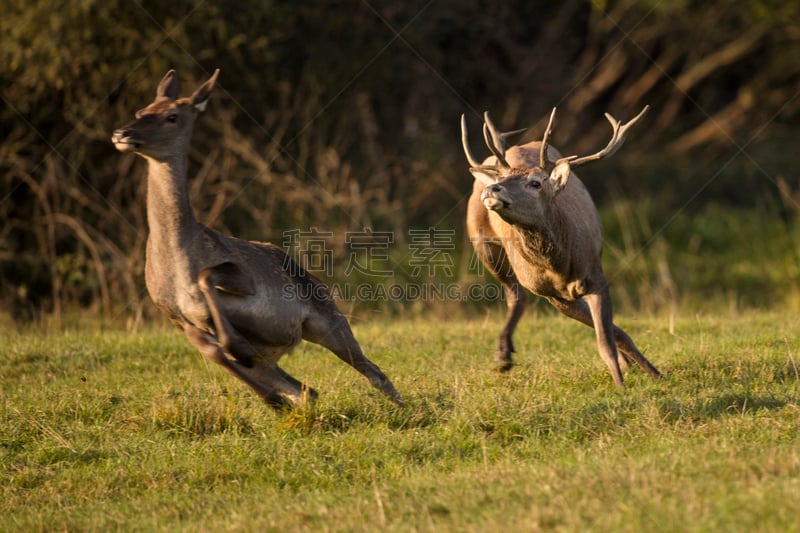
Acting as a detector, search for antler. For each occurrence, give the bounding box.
[567,105,650,168]
[480,113,506,168]
[539,107,558,168]
[460,114,483,168]
[461,113,525,169]
[483,112,528,169]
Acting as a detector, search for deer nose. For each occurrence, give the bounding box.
[481,183,503,202]
[486,183,504,196]
[111,128,140,150]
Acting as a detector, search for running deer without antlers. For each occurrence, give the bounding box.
[461,107,662,385]
[111,69,401,408]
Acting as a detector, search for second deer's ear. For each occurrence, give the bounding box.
[470,167,501,187]
[156,70,179,100]
[189,69,220,112]
[548,158,573,194]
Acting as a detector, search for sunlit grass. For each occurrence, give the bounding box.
[1,311,799,531]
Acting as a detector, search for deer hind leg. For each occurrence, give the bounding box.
[473,240,526,371]
[304,312,403,405]
[243,361,319,406]
[547,296,662,380]
[197,263,257,368]
[271,364,319,403]
[184,324,317,408]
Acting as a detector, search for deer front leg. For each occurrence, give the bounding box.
[185,324,317,408]
[546,296,662,379]
[183,324,290,409]
[197,262,256,368]
[582,288,625,387]
[547,296,630,371]
[244,361,319,406]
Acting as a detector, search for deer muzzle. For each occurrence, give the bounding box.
[481,183,511,211]
[111,128,142,153]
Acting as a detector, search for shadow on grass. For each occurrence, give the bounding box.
[658,392,789,424]
[278,391,446,434]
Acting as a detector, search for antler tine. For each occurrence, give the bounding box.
[482,124,510,168]
[608,104,649,152]
[460,114,483,168]
[539,107,557,168]
[569,105,650,168]
[482,112,511,168]
[500,127,527,141]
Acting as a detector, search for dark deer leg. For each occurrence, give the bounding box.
[472,239,526,371]
[496,281,526,371]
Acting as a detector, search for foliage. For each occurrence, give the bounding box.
[1,0,799,318]
[1,314,799,530]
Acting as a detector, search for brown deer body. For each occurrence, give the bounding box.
[462,108,661,385]
[112,69,401,408]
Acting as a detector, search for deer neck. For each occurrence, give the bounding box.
[510,208,569,271]
[144,155,202,253]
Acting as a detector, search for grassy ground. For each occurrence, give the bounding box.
[1,309,799,532]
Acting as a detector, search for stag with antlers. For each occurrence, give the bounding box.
[461,107,662,385]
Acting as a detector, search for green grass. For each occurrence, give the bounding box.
[2,310,799,532]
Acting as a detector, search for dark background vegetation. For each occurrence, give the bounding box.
[2,0,799,324]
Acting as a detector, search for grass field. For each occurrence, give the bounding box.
[2,309,799,531]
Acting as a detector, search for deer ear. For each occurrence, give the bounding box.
[156,70,179,100]
[548,158,573,194]
[189,69,220,112]
[469,167,501,187]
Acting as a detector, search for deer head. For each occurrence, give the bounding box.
[112,69,220,161]
[461,106,649,226]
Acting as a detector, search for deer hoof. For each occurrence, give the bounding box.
[494,357,515,373]
[263,392,293,410]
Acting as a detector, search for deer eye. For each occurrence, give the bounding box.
[525,179,541,190]
[166,113,178,123]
